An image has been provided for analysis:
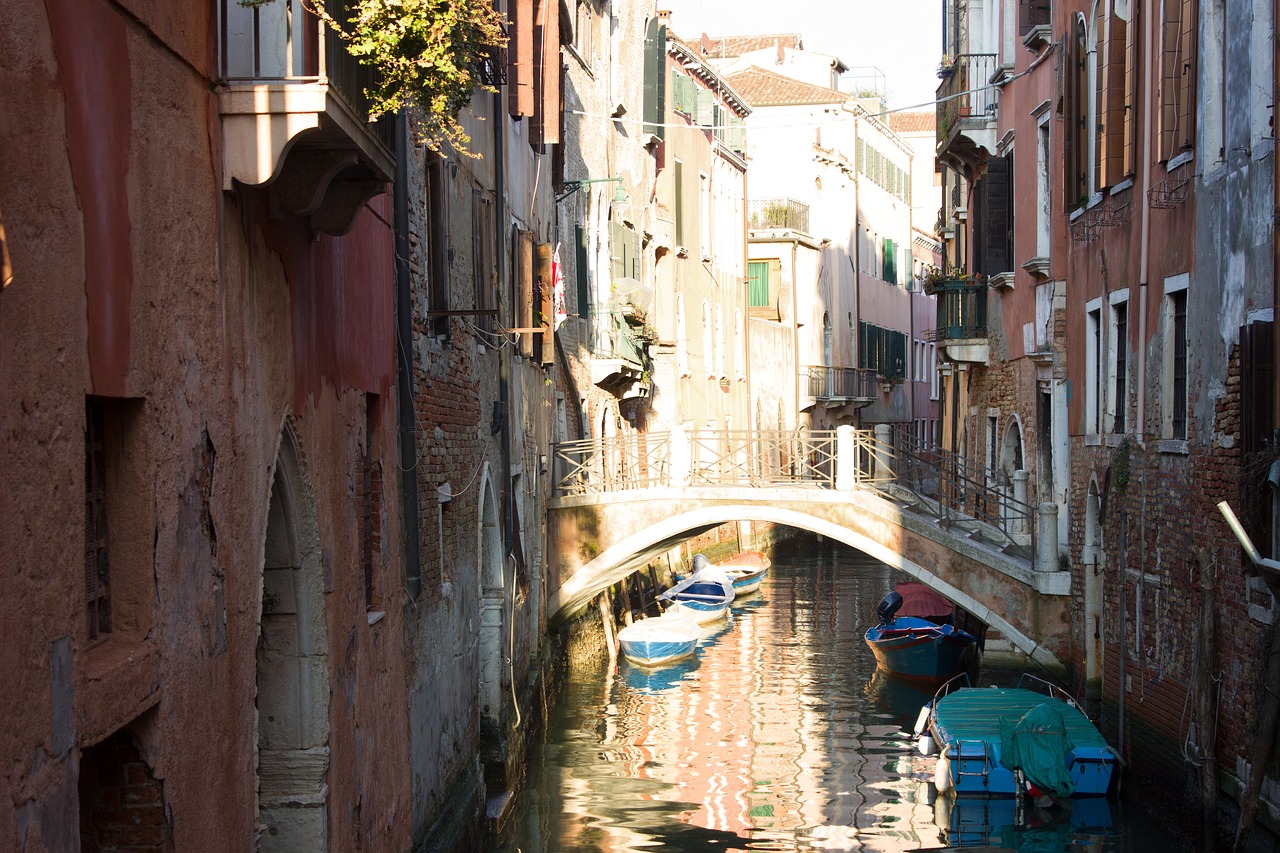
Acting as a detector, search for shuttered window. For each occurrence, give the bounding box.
[974,155,1013,276]
[643,19,666,140]
[748,261,770,307]
[508,0,535,117]
[1159,0,1197,159]
[674,161,685,246]
[1064,18,1089,208]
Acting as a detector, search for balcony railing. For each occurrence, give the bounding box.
[925,278,988,342]
[936,53,998,141]
[218,0,395,159]
[748,198,810,233]
[806,366,879,400]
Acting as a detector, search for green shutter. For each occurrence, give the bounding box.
[643,20,667,140]
[728,116,746,153]
[610,222,625,279]
[748,261,770,307]
[697,87,715,126]
[883,238,896,284]
[575,224,590,316]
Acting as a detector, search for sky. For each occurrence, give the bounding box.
[658,0,945,112]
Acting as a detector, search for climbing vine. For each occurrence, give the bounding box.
[311,0,507,156]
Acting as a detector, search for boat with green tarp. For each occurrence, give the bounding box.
[918,674,1117,801]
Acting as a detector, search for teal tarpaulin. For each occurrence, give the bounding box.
[1000,703,1077,799]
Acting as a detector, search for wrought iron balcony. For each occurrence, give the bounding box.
[805,366,878,405]
[748,198,810,234]
[926,277,989,362]
[218,0,394,233]
[936,53,998,172]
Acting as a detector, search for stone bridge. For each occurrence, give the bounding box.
[546,427,1071,667]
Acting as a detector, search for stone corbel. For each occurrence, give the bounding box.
[310,179,389,237]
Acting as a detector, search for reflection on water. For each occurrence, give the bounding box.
[494,538,1186,852]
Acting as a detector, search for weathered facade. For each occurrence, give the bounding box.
[2,0,413,848]
[937,0,1280,839]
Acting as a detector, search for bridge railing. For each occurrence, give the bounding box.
[553,431,674,494]
[885,426,1036,561]
[690,429,840,486]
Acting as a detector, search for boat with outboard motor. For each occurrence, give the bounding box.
[864,584,978,682]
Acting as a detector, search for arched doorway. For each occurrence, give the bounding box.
[256,428,329,852]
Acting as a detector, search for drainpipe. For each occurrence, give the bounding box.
[1135,0,1155,437]
[1273,0,1280,437]
[394,110,422,600]
[792,239,801,423]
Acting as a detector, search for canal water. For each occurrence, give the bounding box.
[493,536,1190,852]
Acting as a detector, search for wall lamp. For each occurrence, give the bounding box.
[556,176,628,205]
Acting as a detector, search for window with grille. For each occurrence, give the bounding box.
[1171,289,1188,439]
[1111,298,1128,434]
[85,401,111,643]
[858,321,907,380]
[472,190,495,335]
[1086,302,1102,434]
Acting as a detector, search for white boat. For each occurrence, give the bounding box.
[658,563,735,623]
[617,613,701,667]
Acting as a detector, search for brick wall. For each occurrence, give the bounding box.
[78,730,170,852]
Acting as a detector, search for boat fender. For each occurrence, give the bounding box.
[935,754,952,794]
[918,734,935,756]
[912,703,931,737]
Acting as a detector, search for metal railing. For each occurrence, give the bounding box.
[936,53,998,141]
[553,432,673,495]
[748,198,811,233]
[691,430,838,487]
[926,278,989,342]
[218,0,395,154]
[886,426,1035,560]
[806,366,879,400]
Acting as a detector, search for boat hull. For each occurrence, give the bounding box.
[719,551,771,595]
[659,566,735,624]
[617,615,700,667]
[865,617,977,682]
[928,686,1117,798]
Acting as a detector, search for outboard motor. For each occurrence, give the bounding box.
[876,590,904,623]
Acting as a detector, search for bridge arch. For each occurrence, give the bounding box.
[550,500,1061,666]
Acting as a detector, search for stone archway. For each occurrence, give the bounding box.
[256,428,329,852]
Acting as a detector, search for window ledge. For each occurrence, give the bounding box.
[1022,24,1052,49]
[1109,178,1134,196]
[989,271,1016,290]
[1166,150,1195,172]
[676,246,690,258]
[1158,438,1189,454]
[1021,256,1050,280]
[565,45,594,74]
[1084,433,1102,446]
[1105,433,1128,447]
[367,610,386,626]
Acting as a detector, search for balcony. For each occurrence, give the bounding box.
[748,198,810,235]
[925,277,989,363]
[804,366,878,409]
[590,306,653,398]
[935,53,998,174]
[218,0,395,234]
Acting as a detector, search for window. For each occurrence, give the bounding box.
[748,260,780,318]
[1099,0,1136,186]
[702,300,713,379]
[987,414,999,481]
[1159,0,1196,160]
[85,401,112,643]
[714,304,726,378]
[676,293,689,377]
[858,321,907,380]
[1109,295,1128,434]
[1036,119,1051,256]
[930,343,940,400]
[1163,276,1189,439]
[472,190,495,335]
[642,18,666,141]
[574,0,593,62]
[1085,300,1102,435]
[574,223,591,321]
[609,221,639,280]
[427,156,450,336]
[514,226,535,356]
[735,309,745,381]
[974,154,1013,276]
[1064,16,1090,208]
[883,238,897,284]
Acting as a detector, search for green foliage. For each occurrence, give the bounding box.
[312,0,507,156]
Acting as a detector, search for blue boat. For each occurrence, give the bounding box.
[922,674,1118,801]
[658,563,735,623]
[716,550,771,595]
[865,588,978,682]
[617,613,701,667]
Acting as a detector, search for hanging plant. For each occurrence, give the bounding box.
[311,0,507,157]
